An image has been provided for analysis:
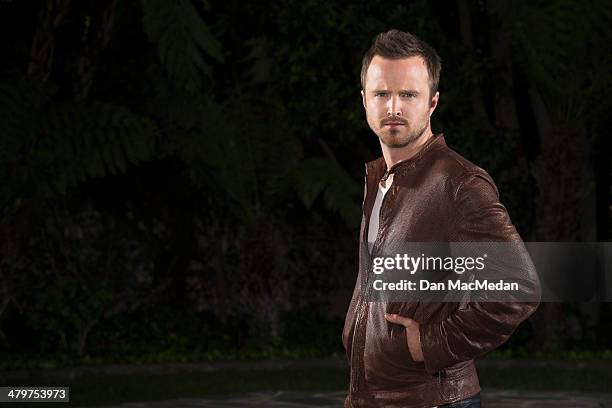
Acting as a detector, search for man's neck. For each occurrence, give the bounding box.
[381,128,434,171]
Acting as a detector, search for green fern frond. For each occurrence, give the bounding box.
[142,0,224,93]
[16,98,159,196]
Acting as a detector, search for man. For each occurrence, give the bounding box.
[342,30,540,408]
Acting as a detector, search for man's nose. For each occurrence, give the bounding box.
[386,95,402,116]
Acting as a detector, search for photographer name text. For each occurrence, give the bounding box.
[372,279,519,291]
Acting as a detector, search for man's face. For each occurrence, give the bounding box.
[361,55,439,148]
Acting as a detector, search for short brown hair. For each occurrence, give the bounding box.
[360,29,441,97]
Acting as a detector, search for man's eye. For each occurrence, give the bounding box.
[402,93,416,98]
[375,93,387,97]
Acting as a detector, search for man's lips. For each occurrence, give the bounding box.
[385,123,406,126]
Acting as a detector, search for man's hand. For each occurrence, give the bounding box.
[385,313,424,361]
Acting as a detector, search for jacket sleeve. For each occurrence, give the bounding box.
[419,170,541,374]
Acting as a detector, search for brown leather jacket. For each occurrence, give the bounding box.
[342,133,540,407]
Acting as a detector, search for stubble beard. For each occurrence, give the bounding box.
[378,115,430,149]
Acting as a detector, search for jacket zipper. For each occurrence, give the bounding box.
[349,264,367,393]
[349,170,370,394]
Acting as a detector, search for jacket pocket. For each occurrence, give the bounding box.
[395,323,415,363]
[363,306,425,391]
[386,302,421,363]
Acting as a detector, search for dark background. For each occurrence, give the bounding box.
[0,0,611,369]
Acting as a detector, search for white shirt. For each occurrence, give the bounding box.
[368,173,393,253]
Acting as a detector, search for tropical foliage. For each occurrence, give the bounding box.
[0,0,610,364]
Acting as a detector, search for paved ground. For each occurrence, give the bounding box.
[3,359,611,407]
[4,358,612,381]
[91,389,612,407]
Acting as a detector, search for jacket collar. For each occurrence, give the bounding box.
[365,133,446,180]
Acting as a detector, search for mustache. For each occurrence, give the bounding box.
[381,117,408,125]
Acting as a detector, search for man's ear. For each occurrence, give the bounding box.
[429,91,439,116]
[361,89,367,110]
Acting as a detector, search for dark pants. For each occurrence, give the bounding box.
[438,392,481,408]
